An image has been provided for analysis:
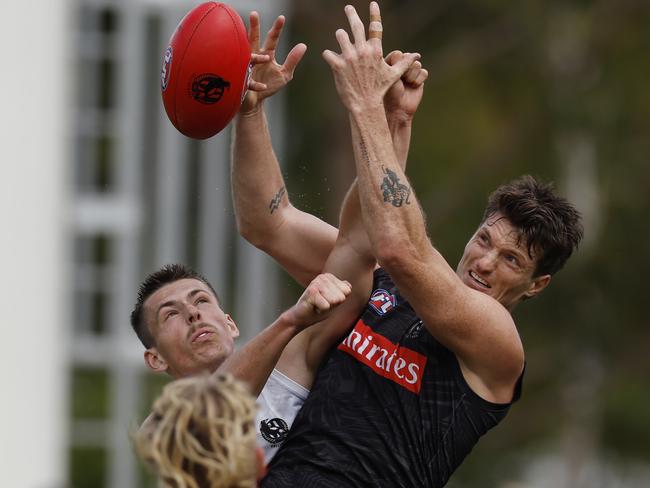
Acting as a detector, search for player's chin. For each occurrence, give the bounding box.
[200,339,233,360]
[193,349,229,373]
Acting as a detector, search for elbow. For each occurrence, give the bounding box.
[236,216,260,245]
[236,207,290,254]
[235,200,292,249]
[237,218,272,251]
[234,206,270,248]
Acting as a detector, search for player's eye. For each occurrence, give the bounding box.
[505,254,520,267]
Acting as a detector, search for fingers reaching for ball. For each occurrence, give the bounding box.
[247,77,267,92]
[248,11,262,52]
[241,11,307,113]
[250,53,270,65]
[248,52,270,91]
[262,14,286,54]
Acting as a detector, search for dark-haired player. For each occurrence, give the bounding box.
[232,3,583,486]
[131,264,353,464]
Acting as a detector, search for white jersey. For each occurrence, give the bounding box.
[256,369,309,464]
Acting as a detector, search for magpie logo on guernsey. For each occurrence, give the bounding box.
[369,288,396,315]
[260,417,289,446]
[338,320,427,394]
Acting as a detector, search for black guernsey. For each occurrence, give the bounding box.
[263,268,522,488]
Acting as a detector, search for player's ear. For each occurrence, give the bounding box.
[225,314,240,339]
[524,274,551,299]
[144,348,168,373]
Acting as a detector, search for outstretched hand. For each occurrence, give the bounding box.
[287,273,352,330]
[322,2,420,114]
[242,12,307,115]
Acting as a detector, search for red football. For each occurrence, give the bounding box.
[161,2,251,139]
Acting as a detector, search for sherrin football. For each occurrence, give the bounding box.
[161,2,251,139]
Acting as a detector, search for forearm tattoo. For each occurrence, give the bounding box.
[380,167,411,207]
[359,136,371,167]
[269,186,286,214]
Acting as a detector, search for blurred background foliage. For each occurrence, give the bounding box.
[271,0,649,484]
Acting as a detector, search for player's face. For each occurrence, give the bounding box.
[456,213,550,310]
[143,278,239,378]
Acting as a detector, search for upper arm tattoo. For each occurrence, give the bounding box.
[380,167,411,207]
[269,186,286,214]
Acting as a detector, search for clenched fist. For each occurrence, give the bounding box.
[288,273,352,330]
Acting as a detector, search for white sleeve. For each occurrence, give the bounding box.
[255,369,310,464]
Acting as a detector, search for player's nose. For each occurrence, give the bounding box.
[185,303,201,324]
[475,250,497,273]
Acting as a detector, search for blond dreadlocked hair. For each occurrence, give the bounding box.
[135,373,258,488]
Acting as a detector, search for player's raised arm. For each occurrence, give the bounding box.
[232,12,338,286]
[276,7,430,384]
[323,2,525,403]
[218,272,351,395]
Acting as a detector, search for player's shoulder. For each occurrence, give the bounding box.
[466,286,516,329]
[462,288,524,368]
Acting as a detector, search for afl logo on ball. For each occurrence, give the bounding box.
[160,47,172,91]
[260,417,289,446]
[191,73,230,105]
